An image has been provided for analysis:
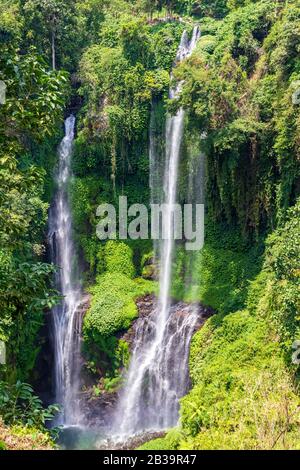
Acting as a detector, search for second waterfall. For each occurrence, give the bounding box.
[115,26,201,437]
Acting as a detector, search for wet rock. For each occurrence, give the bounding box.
[98,431,166,450]
[77,293,91,315]
[122,294,214,352]
[80,389,118,428]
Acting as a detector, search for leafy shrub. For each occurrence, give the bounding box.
[102,375,123,393]
[0,420,54,450]
[0,381,59,431]
[0,252,59,380]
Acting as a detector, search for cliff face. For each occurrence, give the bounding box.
[1,0,299,451]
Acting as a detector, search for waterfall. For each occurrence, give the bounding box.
[115,26,201,437]
[49,115,82,426]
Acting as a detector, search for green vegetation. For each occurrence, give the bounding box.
[72,11,185,276]
[0,0,69,443]
[0,381,59,431]
[0,381,58,449]
[0,0,68,381]
[0,0,299,451]
[102,241,136,278]
[177,0,300,232]
[0,419,55,450]
[138,0,300,450]
[83,241,155,377]
[171,223,263,309]
[140,197,300,450]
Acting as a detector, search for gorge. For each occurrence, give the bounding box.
[51,26,206,446]
[0,0,300,452]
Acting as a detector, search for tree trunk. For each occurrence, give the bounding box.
[52,30,56,70]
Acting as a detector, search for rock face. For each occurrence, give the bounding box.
[80,389,118,429]
[77,293,91,316]
[122,293,214,352]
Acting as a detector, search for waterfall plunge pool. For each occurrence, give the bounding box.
[57,425,166,450]
[58,426,104,450]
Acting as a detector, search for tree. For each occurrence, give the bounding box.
[22,0,76,70]
[0,47,68,145]
[76,0,107,44]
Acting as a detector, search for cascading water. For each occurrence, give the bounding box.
[49,115,82,426]
[115,26,201,437]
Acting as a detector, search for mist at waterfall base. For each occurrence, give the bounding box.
[50,27,205,450]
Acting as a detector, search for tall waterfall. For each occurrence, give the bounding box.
[115,27,201,437]
[49,116,82,426]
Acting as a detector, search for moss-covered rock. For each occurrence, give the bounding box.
[83,272,155,372]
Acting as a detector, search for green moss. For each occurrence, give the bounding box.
[171,223,263,311]
[103,241,135,278]
[84,290,137,338]
[84,273,154,338]
[83,272,155,371]
[196,244,260,313]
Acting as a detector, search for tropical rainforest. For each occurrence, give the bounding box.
[0,0,300,451]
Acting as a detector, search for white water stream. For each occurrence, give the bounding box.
[115,26,201,437]
[49,116,82,426]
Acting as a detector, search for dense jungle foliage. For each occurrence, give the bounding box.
[0,0,299,450]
